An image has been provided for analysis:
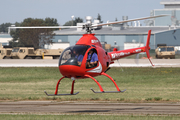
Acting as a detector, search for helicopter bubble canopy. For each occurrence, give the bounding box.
[59,45,90,66]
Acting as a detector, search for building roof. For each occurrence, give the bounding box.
[161,0,180,4]
[53,26,180,35]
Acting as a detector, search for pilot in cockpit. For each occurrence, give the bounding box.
[73,48,84,66]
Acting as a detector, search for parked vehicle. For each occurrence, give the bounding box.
[0,44,12,59]
[11,47,63,59]
[155,45,175,59]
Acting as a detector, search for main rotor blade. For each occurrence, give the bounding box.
[8,26,82,29]
[92,14,168,27]
[8,14,168,30]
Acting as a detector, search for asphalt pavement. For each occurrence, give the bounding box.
[0,59,180,67]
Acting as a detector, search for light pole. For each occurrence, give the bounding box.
[71,15,74,26]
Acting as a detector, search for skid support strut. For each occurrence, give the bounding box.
[85,73,126,93]
[84,74,104,92]
[101,72,121,91]
[44,76,79,96]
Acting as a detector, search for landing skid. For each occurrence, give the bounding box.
[44,91,79,96]
[44,76,79,96]
[85,72,126,94]
[91,88,126,93]
[45,72,126,96]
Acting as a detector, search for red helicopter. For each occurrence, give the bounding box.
[9,15,166,96]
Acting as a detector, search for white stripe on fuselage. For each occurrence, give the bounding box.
[87,62,102,73]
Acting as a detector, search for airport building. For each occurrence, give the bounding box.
[0,34,12,46]
[152,0,180,26]
[48,0,180,50]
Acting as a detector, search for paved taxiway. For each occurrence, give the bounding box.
[0,101,180,115]
[0,59,180,67]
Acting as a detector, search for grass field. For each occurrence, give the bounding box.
[0,67,180,102]
[0,114,180,120]
[0,67,180,119]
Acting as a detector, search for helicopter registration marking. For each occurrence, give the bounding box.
[135,49,141,52]
[91,40,99,43]
[111,52,130,59]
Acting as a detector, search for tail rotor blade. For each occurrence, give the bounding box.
[135,54,139,65]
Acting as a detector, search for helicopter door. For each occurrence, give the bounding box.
[86,48,98,68]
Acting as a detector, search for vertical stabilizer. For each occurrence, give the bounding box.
[145,30,154,66]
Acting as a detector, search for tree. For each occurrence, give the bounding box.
[63,17,83,26]
[10,18,59,48]
[97,13,103,23]
[0,23,12,33]
[44,18,58,26]
[9,22,21,47]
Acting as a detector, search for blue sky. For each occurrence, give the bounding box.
[1,0,164,25]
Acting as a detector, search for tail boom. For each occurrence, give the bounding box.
[109,46,146,61]
[108,30,154,66]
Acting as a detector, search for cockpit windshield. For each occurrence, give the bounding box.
[167,47,174,51]
[59,45,90,66]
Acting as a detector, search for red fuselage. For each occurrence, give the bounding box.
[58,30,152,79]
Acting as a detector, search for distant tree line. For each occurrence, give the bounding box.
[9,18,59,49]
[0,23,12,33]
[63,17,83,26]
[0,17,84,49]
[0,14,103,48]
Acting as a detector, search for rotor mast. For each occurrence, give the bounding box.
[83,16,93,34]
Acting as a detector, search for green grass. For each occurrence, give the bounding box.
[0,67,180,102]
[0,114,180,120]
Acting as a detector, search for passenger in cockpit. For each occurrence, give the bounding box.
[86,48,98,68]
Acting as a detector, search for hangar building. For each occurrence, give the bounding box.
[48,0,180,50]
